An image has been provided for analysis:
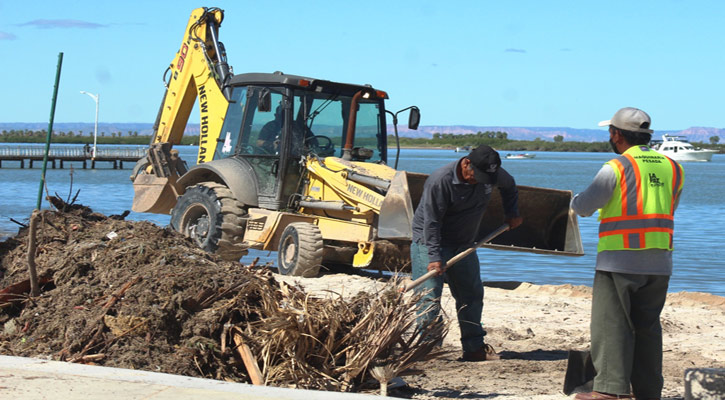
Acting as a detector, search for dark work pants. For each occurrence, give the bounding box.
[411,241,485,352]
[590,270,669,398]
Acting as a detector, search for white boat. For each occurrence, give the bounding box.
[505,153,536,159]
[650,135,717,162]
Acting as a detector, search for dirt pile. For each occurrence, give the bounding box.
[0,205,443,392]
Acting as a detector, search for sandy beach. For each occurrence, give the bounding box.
[276,270,725,399]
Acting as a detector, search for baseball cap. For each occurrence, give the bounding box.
[598,107,654,134]
[466,145,501,184]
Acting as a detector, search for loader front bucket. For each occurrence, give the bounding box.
[131,173,181,214]
[379,174,582,256]
[478,185,584,256]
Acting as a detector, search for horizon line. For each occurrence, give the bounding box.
[0,122,720,132]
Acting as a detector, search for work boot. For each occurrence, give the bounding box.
[462,343,500,361]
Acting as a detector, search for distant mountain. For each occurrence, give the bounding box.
[1,122,722,143]
[674,127,725,143]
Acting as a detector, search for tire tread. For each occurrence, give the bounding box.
[279,222,323,277]
[171,181,248,261]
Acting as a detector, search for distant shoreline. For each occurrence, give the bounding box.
[2,139,722,154]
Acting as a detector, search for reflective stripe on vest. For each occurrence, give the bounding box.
[598,146,682,251]
[667,156,683,214]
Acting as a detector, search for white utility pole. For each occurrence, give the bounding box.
[79,91,99,159]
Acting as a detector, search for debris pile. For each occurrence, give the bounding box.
[0,204,445,391]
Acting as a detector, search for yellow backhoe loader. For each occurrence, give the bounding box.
[131,7,583,277]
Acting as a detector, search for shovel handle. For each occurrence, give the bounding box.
[401,223,510,293]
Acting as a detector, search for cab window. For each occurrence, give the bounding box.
[214,86,247,159]
[239,89,285,156]
[354,102,385,161]
[291,90,385,162]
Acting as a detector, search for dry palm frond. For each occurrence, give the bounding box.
[204,272,447,392]
[370,364,396,396]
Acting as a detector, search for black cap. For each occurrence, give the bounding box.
[466,145,501,184]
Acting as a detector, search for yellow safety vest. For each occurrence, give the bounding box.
[598,145,684,252]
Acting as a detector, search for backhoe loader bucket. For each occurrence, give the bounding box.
[131,174,181,214]
[478,185,584,256]
[131,143,185,215]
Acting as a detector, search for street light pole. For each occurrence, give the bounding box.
[79,91,99,159]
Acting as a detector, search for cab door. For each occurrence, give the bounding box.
[236,87,287,209]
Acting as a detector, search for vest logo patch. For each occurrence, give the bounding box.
[649,173,664,187]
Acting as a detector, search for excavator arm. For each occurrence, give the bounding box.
[132,7,232,214]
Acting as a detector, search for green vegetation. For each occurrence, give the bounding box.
[0,129,198,145]
[389,130,724,153]
[391,131,612,152]
[701,142,725,153]
[1,128,722,153]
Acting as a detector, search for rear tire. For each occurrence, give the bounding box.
[170,182,248,261]
[277,222,323,277]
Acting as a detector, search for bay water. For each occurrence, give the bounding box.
[1,144,723,296]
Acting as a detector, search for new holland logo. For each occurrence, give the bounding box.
[346,183,382,208]
[649,173,664,187]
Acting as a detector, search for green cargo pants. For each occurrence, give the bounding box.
[591,270,670,398]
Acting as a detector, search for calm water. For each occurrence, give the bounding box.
[1,144,723,296]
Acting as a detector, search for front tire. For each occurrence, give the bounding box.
[170,182,248,261]
[277,222,323,277]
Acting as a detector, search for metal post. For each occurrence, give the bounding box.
[37,52,63,210]
[93,93,99,158]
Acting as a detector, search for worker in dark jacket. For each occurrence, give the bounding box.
[411,145,523,361]
[571,107,684,400]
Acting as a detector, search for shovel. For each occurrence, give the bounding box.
[400,223,510,293]
[563,350,595,395]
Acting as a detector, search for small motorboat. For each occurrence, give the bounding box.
[650,135,716,162]
[505,153,536,160]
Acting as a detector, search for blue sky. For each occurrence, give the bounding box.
[1,0,723,130]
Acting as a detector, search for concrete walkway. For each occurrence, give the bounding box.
[0,355,388,399]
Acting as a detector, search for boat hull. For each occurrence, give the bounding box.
[505,154,536,159]
[657,150,716,162]
[652,134,717,162]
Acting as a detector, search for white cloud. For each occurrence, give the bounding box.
[19,19,106,29]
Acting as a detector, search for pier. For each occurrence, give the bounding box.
[0,146,146,169]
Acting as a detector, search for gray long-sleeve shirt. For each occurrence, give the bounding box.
[571,164,679,276]
[411,159,519,263]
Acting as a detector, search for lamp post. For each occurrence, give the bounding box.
[79,91,99,159]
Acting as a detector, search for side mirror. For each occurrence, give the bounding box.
[257,88,271,112]
[408,106,420,130]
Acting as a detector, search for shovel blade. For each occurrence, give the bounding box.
[563,350,595,395]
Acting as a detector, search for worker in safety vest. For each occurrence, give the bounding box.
[571,107,684,400]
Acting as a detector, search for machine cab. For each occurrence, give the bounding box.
[213,72,389,210]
